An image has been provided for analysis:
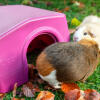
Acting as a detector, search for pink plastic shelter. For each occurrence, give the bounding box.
[0,5,69,93]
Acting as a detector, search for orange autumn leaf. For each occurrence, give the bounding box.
[0,93,5,100]
[36,91,55,100]
[12,98,21,100]
[12,98,25,100]
[84,89,96,93]
[0,94,4,97]
[61,83,80,93]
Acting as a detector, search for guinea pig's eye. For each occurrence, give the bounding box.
[84,32,87,35]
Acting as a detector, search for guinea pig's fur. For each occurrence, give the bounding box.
[36,39,100,88]
[73,15,100,49]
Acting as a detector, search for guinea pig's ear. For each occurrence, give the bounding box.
[88,31,96,38]
[94,43,98,49]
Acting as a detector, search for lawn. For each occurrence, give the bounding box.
[0,0,100,99]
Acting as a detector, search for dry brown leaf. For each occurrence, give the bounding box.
[12,98,21,100]
[22,82,40,97]
[0,93,5,100]
[22,84,35,97]
[13,83,17,97]
[0,94,4,97]
[61,83,79,93]
[54,8,63,13]
[64,86,100,100]
[36,91,55,100]
[84,89,100,100]
[26,82,34,89]
[63,7,70,12]
[79,2,85,8]
[11,98,25,100]
[69,29,75,34]
[65,89,80,100]
[37,78,45,84]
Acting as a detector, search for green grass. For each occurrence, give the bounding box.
[0,0,100,99]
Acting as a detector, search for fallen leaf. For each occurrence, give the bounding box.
[22,82,40,97]
[13,83,17,97]
[84,89,100,100]
[63,7,70,12]
[37,78,45,84]
[36,91,55,100]
[11,98,25,100]
[11,98,21,100]
[61,83,79,93]
[0,93,5,100]
[0,94,4,97]
[16,91,24,98]
[22,84,35,97]
[65,89,80,100]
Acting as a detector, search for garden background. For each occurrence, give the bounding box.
[0,0,100,100]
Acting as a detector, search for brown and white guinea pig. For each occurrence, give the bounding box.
[73,15,100,49]
[36,39,100,88]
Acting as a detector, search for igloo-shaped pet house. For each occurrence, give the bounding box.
[0,5,69,93]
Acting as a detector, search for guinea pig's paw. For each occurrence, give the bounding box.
[53,83,61,89]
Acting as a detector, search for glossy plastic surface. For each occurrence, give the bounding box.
[0,5,69,93]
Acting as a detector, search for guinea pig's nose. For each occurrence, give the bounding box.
[73,37,78,42]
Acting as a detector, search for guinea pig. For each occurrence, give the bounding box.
[36,39,100,88]
[73,15,100,49]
